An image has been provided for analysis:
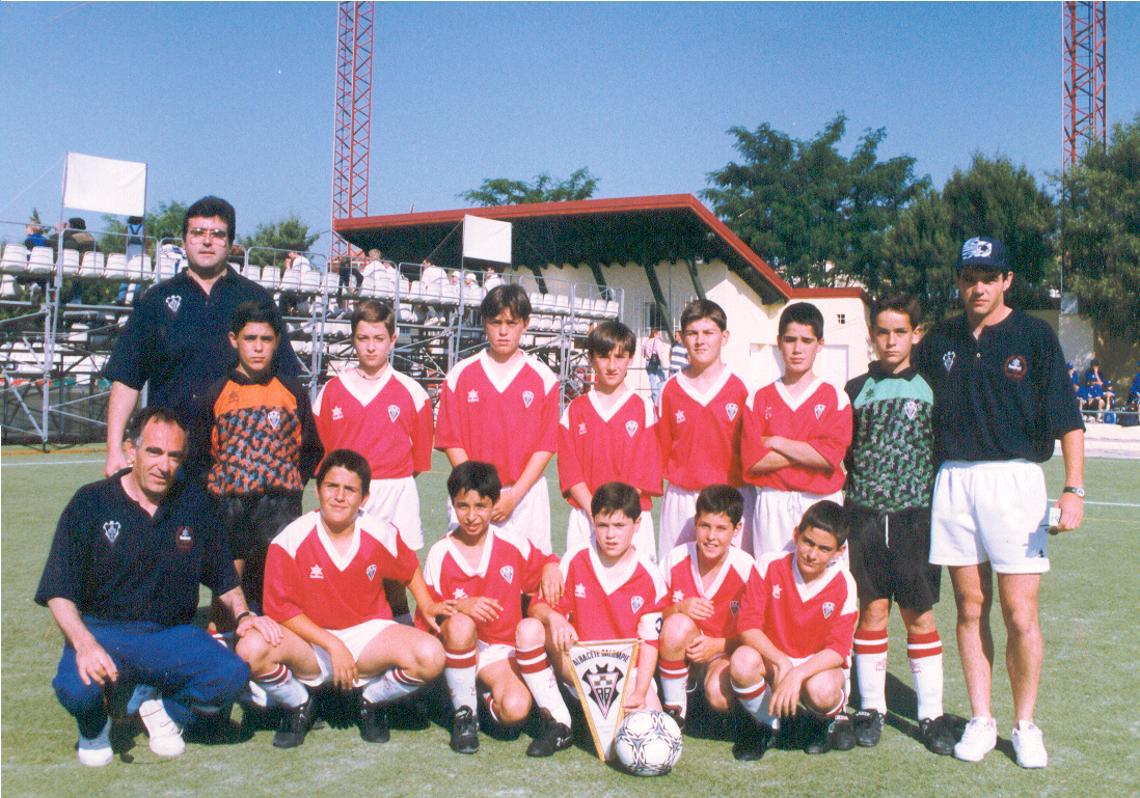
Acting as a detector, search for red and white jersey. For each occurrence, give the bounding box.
[419,528,555,646]
[263,510,419,630]
[737,551,857,661]
[742,377,852,494]
[661,544,759,639]
[658,369,749,489]
[558,386,662,510]
[435,350,559,485]
[313,367,433,479]
[546,544,667,644]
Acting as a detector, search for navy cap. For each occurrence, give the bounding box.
[958,236,1007,272]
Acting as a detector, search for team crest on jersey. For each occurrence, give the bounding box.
[522,390,535,408]
[772,584,782,599]
[366,564,377,582]
[175,526,193,551]
[822,601,835,619]
[672,589,685,603]
[674,410,686,424]
[575,582,586,598]
[331,405,344,421]
[102,520,121,544]
[904,399,919,420]
[942,351,956,372]
[625,420,639,437]
[725,402,739,421]
[467,390,479,403]
[500,565,514,584]
[1004,354,1027,381]
[630,595,644,613]
[387,404,400,422]
[730,600,740,615]
[267,409,282,429]
[814,403,825,420]
[310,564,324,579]
[164,294,182,314]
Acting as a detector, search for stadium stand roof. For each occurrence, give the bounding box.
[335,193,863,306]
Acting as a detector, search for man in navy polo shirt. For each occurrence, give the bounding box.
[37,407,284,766]
[101,195,301,477]
[915,236,1085,769]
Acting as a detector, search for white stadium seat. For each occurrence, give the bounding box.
[59,249,81,274]
[126,255,152,281]
[1,244,28,273]
[104,254,129,279]
[79,252,105,278]
[27,246,54,274]
[1,274,18,298]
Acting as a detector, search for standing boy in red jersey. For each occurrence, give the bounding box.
[558,320,662,560]
[742,302,852,558]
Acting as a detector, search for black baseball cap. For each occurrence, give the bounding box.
[957,236,1007,272]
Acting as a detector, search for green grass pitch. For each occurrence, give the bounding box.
[2,450,1137,797]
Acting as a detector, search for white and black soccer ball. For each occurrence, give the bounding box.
[613,710,683,776]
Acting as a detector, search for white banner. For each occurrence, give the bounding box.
[565,638,640,761]
[63,152,147,216]
[461,214,512,264]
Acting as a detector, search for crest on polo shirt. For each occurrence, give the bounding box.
[630,595,644,613]
[725,402,739,421]
[822,601,835,619]
[814,403,825,420]
[267,409,282,429]
[522,390,535,408]
[942,351,956,372]
[165,294,181,314]
[175,526,193,551]
[500,565,514,584]
[366,564,377,581]
[625,420,638,437]
[102,520,121,544]
[1004,354,1027,381]
[388,404,400,422]
[331,405,344,421]
[904,399,919,420]
[467,390,479,403]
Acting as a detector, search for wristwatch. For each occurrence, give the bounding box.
[1062,486,1086,498]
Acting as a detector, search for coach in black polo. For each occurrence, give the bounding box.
[101,195,301,477]
[915,236,1084,770]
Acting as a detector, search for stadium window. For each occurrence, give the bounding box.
[836,313,846,325]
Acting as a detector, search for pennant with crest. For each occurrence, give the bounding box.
[566,639,640,761]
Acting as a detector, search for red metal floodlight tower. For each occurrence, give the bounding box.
[331,1,375,263]
[1062,1,1106,171]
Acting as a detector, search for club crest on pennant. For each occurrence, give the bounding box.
[267,409,282,429]
[625,420,638,437]
[366,564,377,581]
[103,520,121,544]
[388,404,400,422]
[822,601,835,619]
[165,294,181,314]
[522,390,535,408]
[814,403,825,420]
[942,351,956,373]
[500,565,514,584]
[725,402,738,421]
[630,595,644,613]
[584,664,623,720]
[904,399,918,420]
[568,639,639,761]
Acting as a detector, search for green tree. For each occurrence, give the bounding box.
[98,200,189,253]
[1061,113,1140,339]
[702,114,927,288]
[460,167,599,206]
[879,187,959,321]
[240,214,320,267]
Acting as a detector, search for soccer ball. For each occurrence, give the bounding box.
[613,710,683,776]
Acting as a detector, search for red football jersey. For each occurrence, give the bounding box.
[435,351,559,485]
[657,369,749,489]
[548,545,666,643]
[737,551,857,660]
[419,528,554,646]
[313,367,433,479]
[661,543,759,639]
[741,378,853,493]
[557,386,662,511]
[263,511,419,630]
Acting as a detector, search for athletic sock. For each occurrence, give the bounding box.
[443,646,478,713]
[362,667,425,705]
[853,628,889,714]
[516,646,572,727]
[732,678,778,730]
[658,658,689,719]
[254,664,309,709]
[907,631,944,720]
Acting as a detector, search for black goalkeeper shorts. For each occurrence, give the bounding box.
[846,503,941,614]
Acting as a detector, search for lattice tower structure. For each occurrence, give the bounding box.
[1062,1,1107,171]
[331,2,375,263]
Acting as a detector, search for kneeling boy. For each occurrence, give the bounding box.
[236,449,444,748]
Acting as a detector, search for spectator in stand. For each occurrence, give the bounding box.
[421,259,446,290]
[118,216,146,304]
[364,249,395,280]
[24,223,48,249]
[1083,360,1115,412]
[641,328,668,406]
[1067,364,1085,412]
[484,268,502,290]
[335,255,363,301]
[669,328,689,375]
[1129,361,1140,408]
[62,218,96,253]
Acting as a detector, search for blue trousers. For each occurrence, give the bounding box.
[52,618,249,737]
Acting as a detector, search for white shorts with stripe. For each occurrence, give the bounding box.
[929,460,1050,574]
[299,618,396,688]
[476,640,515,673]
[660,484,754,555]
[565,506,657,563]
[752,487,845,566]
[448,475,552,553]
[364,476,423,550]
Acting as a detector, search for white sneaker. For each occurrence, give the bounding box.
[1012,721,1048,768]
[953,715,997,762]
[77,718,113,767]
[138,697,184,757]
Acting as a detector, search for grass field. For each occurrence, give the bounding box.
[2,449,1137,798]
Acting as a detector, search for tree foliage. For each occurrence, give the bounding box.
[702,114,927,288]
[98,200,189,253]
[460,167,599,206]
[1061,113,1140,339]
[879,187,959,321]
[240,214,320,267]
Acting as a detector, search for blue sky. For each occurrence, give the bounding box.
[2,2,1137,254]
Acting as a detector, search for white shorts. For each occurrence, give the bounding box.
[448,475,552,553]
[300,618,396,688]
[930,460,1050,574]
[752,487,845,565]
[364,476,423,550]
[565,506,657,562]
[476,640,515,674]
[660,484,754,555]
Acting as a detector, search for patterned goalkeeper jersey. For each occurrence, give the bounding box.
[844,363,934,513]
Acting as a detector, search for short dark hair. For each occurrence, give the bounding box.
[778,302,824,339]
[590,481,641,521]
[480,284,531,322]
[125,406,185,446]
[316,448,371,489]
[695,484,744,527]
[183,196,236,244]
[230,300,283,337]
[870,293,923,330]
[351,299,396,336]
[797,500,849,547]
[680,298,728,332]
[447,461,502,503]
[585,320,636,358]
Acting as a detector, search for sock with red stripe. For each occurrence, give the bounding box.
[516,646,571,727]
[362,667,425,705]
[254,664,308,709]
[907,631,944,720]
[658,658,689,720]
[443,646,478,713]
[732,677,778,730]
[853,628,889,714]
